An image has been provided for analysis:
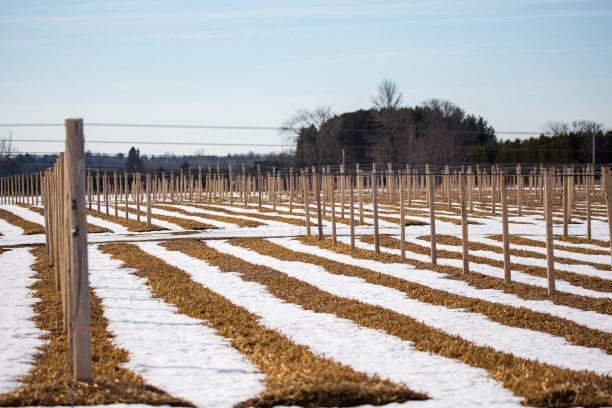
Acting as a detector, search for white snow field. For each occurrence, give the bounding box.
[137,241,522,408]
[0,248,46,393]
[0,194,610,407]
[88,245,265,408]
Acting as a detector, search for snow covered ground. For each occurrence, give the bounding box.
[0,197,610,407]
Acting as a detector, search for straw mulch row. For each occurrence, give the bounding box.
[363,234,610,293]
[87,209,165,232]
[0,208,45,235]
[487,234,611,254]
[15,204,112,234]
[167,238,612,407]
[302,236,611,316]
[233,238,611,354]
[190,202,369,226]
[152,204,264,227]
[434,234,610,259]
[124,206,217,230]
[0,246,191,407]
[413,235,611,292]
[556,236,610,249]
[100,242,424,408]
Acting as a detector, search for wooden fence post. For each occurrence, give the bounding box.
[602,167,612,269]
[427,169,437,265]
[315,172,323,240]
[349,175,355,249]
[544,169,556,295]
[146,173,152,227]
[303,173,311,237]
[330,174,337,243]
[373,173,380,253]
[501,171,511,283]
[586,165,592,240]
[460,172,469,274]
[64,118,93,382]
[399,173,406,260]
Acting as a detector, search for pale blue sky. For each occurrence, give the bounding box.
[1,0,611,156]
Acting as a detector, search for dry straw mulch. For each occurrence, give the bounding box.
[414,235,612,293]
[555,236,610,249]
[0,208,44,235]
[234,238,611,354]
[435,234,610,259]
[192,202,369,226]
[153,204,264,227]
[125,206,217,230]
[304,236,611,317]
[488,234,611,255]
[86,209,165,232]
[16,204,112,234]
[0,246,191,407]
[170,238,612,408]
[101,242,424,407]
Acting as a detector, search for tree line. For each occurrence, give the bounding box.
[283,79,608,166]
[283,79,495,166]
[469,121,610,164]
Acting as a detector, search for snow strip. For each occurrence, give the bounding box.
[0,218,24,236]
[85,214,129,234]
[137,241,522,407]
[208,240,612,376]
[98,204,184,231]
[0,204,44,226]
[158,204,288,227]
[341,236,612,299]
[88,246,265,408]
[269,238,612,333]
[0,248,46,393]
[473,235,612,266]
[402,235,612,281]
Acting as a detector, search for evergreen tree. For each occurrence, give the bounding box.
[125,147,142,171]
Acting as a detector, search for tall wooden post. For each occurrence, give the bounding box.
[330,174,337,243]
[501,171,511,283]
[114,172,118,217]
[517,164,523,217]
[315,172,323,240]
[303,173,311,236]
[460,172,469,274]
[349,175,355,249]
[372,173,380,253]
[64,119,93,382]
[544,169,556,295]
[586,165,592,240]
[399,174,406,260]
[289,167,294,213]
[427,169,437,265]
[602,167,612,269]
[146,173,152,227]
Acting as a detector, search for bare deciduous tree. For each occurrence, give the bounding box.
[370,78,403,110]
[542,121,570,136]
[280,106,338,166]
[0,129,19,174]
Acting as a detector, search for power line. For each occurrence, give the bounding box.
[0,121,550,135]
[9,139,288,147]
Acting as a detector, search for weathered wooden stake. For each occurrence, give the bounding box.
[460,172,469,274]
[501,171,511,283]
[602,167,612,269]
[64,118,93,382]
[399,174,406,260]
[372,173,380,253]
[427,169,437,265]
[544,169,556,295]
